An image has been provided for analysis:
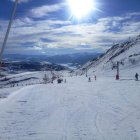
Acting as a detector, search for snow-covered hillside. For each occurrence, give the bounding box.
[76,35,140,76]
[0,75,140,140]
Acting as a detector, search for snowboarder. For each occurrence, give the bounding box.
[135,73,139,81]
[88,77,91,82]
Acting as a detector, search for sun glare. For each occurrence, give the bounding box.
[68,0,95,19]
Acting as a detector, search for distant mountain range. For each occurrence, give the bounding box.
[3,52,102,67]
[1,52,101,75]
[0,60,68,75]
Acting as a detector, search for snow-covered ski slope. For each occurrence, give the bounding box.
[0,70,66,103]
[0,71,65,88]
[0,75,140,140]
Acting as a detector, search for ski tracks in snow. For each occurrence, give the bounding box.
[0,76,140,139]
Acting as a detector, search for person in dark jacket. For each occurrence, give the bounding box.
[95,75,96,81]
[135,73,139,81]
[57,79,61,84]
[88,77,91,82]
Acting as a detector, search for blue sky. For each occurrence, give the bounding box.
[0,0,140,55]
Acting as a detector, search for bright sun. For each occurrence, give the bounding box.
[68,0,95,19]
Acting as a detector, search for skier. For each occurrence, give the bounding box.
[135,73,139,81]
[64,79,66,83]
[95,75,96,81]
[88,77,91,82]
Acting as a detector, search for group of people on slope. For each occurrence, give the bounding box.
[57,78,66,84]
[88,73,139,82]
[88,75,96,82]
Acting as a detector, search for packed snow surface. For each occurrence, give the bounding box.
[0,75,140,140]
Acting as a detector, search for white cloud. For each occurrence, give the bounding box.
[30,3,66,18]
[1,12,140,54]
[33,46,42,50]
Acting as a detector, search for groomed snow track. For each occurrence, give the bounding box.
[0,76,140,140]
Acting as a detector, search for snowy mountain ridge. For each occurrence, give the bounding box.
[76,35,140,75]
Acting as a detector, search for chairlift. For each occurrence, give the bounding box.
[0,0,19,69]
